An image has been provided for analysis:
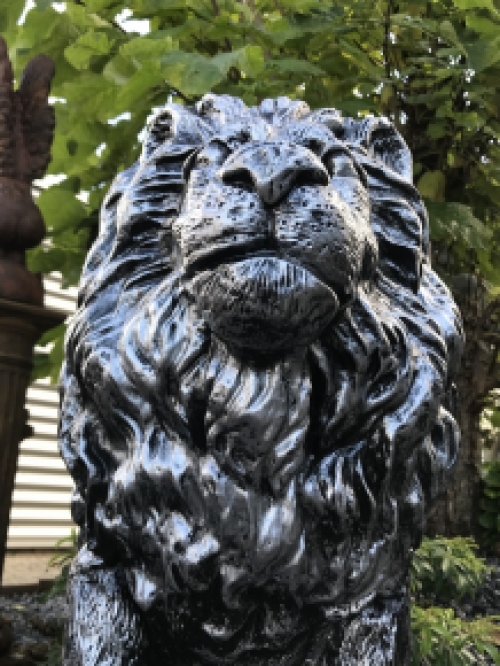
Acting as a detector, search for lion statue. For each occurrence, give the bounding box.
[59,94,463,665]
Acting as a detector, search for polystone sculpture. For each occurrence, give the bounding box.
[60,94,463,665]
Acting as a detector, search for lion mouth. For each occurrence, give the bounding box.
[184,237,333,290]
[183,238,277,278]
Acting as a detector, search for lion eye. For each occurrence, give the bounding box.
[224,130,251,153]
[304,138,324,156]
[150,114,173,142]
[195,143,229,168]
[236,129,251,143]
[196,153,212,167]
[222,170,254,193]
[143,113,174,158]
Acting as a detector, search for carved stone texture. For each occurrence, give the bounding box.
[0,36,55,306]
[60,94,464,665]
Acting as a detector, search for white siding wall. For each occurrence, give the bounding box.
[6,274,77,549]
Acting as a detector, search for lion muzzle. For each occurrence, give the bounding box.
[174,139,375,352]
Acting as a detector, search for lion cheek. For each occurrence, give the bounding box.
[274,186,374,302]
[191,256,339,352]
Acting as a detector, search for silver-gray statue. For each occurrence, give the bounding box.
[59,94,463,665]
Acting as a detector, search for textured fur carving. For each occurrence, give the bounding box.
[60,95,463,665]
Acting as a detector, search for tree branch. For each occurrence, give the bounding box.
[245,0,264,26]
[111,19,127,35]
[384,0,393,80]
[353,39,383,69]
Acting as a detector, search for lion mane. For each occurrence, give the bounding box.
[60,94,463,664]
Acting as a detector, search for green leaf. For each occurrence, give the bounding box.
[119,34,176,62]
[133,0,188,15]
[479,497,499,512]
[65,3,112,30]
[27,239,89,287]
[466,35,500,73]
[38,322,66,348]
[212,45,265,79]
[427,201,492,252]
[427,121,448,140]
[380,84,395,106]
[0,0,26,33]
[34,0,54,10]
[243,45,265,78]
[116,64,166,109]
[64,31,112,70]
[37,185,88,234]
[160,51,226,96]
[439,20,466,53]
[478,513,497,529]
[466,14,500,36]
[483,487,500,499]
[32,324,66,384]
[266,58,325,76]
[452,0,498,11]
[417,171,446,201]
[485,467,500,488]
[83,0,127,12]
[103,54,137,85]
[59,74,120,122]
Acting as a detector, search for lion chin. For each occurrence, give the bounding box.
[190,256,338,352]
[60,94,463,666]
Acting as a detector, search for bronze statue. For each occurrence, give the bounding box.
[0,36,55,306]
[60,94,463,664]
[0,37,64,584]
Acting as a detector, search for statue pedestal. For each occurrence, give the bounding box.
[0,299,66,582]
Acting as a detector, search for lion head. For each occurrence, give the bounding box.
[60,94,463,663]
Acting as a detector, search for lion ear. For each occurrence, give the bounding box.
[342,116,429,293]
[342,116,413,182]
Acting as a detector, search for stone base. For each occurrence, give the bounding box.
[63,549,412,666]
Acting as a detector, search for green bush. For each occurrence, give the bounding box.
[42,529,79,602]
[40,530,79,666]
[411,537,500,665]
[411,606,500,666]
[411,537,491,604]
[43,640,64,666]
[480,462,500,550]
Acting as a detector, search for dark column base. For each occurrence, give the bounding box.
[0,299,65,582]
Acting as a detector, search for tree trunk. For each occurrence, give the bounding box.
[426,384,483,537]
[426,277,500,538]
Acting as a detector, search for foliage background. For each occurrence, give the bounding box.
[2,0,500,535]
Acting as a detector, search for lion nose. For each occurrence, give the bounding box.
[219,141,329,206]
